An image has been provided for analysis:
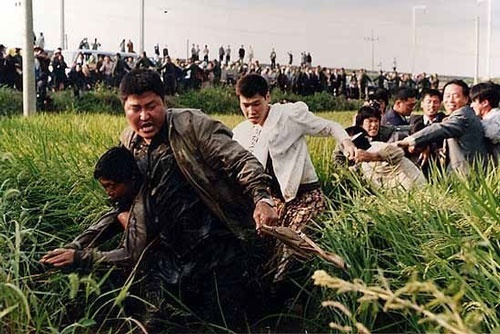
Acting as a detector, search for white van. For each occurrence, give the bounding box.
[61,49,138,66]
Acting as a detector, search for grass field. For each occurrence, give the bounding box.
[0,111,498,333]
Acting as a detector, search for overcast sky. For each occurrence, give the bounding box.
[1,0,500,77]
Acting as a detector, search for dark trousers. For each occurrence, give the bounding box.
[132,237,266,333]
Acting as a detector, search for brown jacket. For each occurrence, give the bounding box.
[74,108,271,268]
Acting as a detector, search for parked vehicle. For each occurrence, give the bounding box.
[61,49,139,73]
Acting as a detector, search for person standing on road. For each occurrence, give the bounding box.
[270,48,277,69]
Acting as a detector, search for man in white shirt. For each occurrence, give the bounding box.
[232,74,356,288]
[470,82,500,164]
[202,44,209,62]
[37,32,45,49]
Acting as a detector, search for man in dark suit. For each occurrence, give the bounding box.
[409,88,446,176]
[410,88,446,131]
[382,86,418,126]
[398,80,488,174]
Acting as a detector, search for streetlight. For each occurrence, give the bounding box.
[411,4,426,74]
[477,0,492,79]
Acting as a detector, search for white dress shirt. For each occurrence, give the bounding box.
[233,101,348,202]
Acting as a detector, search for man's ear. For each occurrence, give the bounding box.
[265,92,271,102]
[394,100,401,110]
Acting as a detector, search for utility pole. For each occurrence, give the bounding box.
[22,0,36,116]
[60,0,65,49]
[139,0,144,54]
[411,5,426,74]
[59,0,67,50]
[485,0,492,79]
[364,30,378,72]
[477,0,492,79]
[474,16,480,84]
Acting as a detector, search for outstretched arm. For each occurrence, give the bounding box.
[40,210,123,267]
[357,144,405,164]
[287,101,357,160]
[65,210,123,250]
[41,191,149,269]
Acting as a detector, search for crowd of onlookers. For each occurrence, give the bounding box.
[0,37,444,111]
[2,34,496,174]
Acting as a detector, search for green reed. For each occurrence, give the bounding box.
[312,165,499,333]
[0,112,498,333]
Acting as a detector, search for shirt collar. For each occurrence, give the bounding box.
[484,108,499,120]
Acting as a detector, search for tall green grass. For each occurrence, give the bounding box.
[0,86,363,116]
[0,114,134,332]
[311,166,499,333]
[0,112,498,333]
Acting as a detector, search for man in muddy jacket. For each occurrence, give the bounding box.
[41,68,276,331]
[117,68,277,331]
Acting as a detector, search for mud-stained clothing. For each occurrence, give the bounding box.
[118,108,273,331]
[131,136,251,329]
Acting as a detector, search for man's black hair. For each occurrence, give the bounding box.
[355,105,381,127]
[443,79,470,98]
[119,68,165,103]
[470,81,500,107]
[368,87,390,106]
[421,88,442,101]
[93,147,140,183]
[393,86,418,102]
[236,73,269,98]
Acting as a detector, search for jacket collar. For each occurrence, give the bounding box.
[261,103,282,131]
